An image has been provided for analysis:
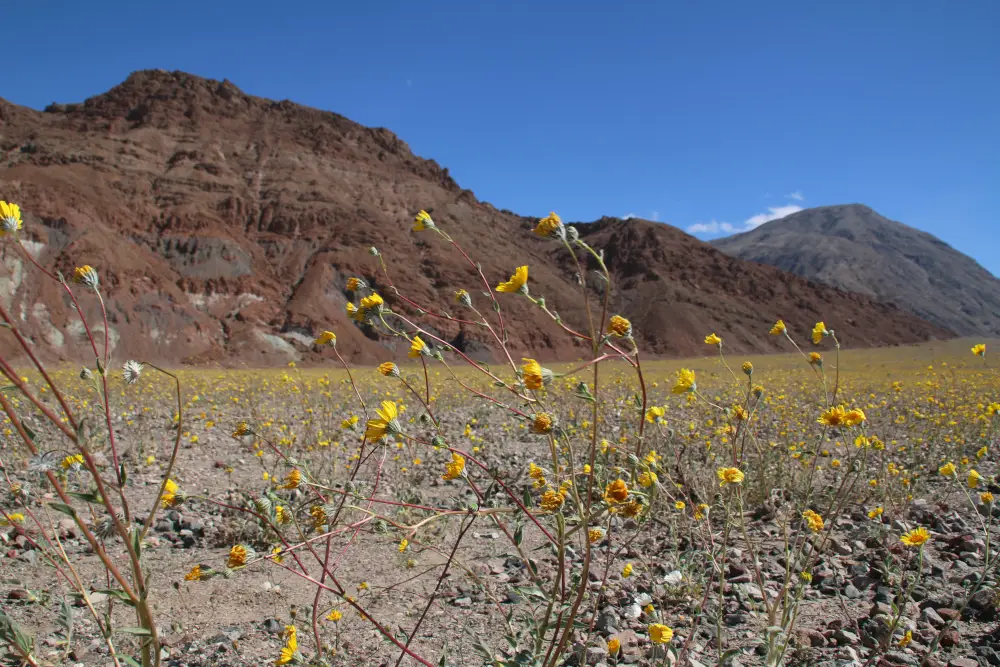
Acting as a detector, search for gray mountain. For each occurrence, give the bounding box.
[712,204,1000,336]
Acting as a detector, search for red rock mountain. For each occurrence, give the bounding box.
[0,70,949,365]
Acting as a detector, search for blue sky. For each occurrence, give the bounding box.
[6,1,999,274]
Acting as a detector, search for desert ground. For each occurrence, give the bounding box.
[1,336,999,667]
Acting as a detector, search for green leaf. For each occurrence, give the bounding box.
[0,385,18,394]
[115,627,151,636]
[67,491,102,504]
[48,503,76,518]
[23,425,36,442]
[122,656,142,667]
[93,589,135,607]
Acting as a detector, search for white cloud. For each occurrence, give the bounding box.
[622,212,638,220]
[686,220,736,234]
[786,191,804,201]
[744,204,803,229]
[650,210,660,221]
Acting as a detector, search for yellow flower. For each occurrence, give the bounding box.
[730,405,748,422]
[443,452,466,480]
[675,501,685,510]
[227,544,248,568]
[408,335,430,358]
[968,469,983,488]
[0,201,23,234]
[900,527,930,547]
[341,415,359,429]
[0,513,25,526]
[365,401,400,440]
[648,623,674,644]
[645,406,665,423]
[843,408,866,426]
[521,358,551,389]
[275,505,291,524]
[310,505,327,531]
[939,462,956,477]
[818,406,847,427]
[540,489,564,511]
[326,609,343,622]
[811,321,828,345]
[622,563,633,578]
[496,265,529,293]
[716,467,744,486]
[314,330,336,346]
[346,277,364,292]
[672,368,696,394]
[184,565,207,581]
[413,210,434,231]
[378,361,399,377]
[978,446,988,459]
[704,333,722,346]
[741,361,753,375]
[868,507,884,519]
[531,412,553,434]
[533,212,563,238]
[694,503,709,520]
[981,492,994,505]
[769,319,786,336]
[161,479,181,508]
[897,630,912,648]
[280,469,301,490]
[638,471,657,487]
[454,289,471,306]
[232,421,251,437]
[61,453,84,469]
[802,509,824,532]
[399,538,409,552]
[275,625,297,665]
[972,343,986,357]
[360,292,384,311]
[72,265,99,288]
[604,479,629,504]
[588,528,604,543]
[607,637,621,655]
[617,500,643,518]
[809,351,822,365]
[608,315,632,337]
[800,571,813,583]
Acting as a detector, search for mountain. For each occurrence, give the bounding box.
[0,71,949,365]
[712,204,1000,336]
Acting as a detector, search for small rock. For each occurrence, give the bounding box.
[940,628,960,647]
[949,658,978,667]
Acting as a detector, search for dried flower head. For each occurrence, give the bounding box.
[122,360,143,385]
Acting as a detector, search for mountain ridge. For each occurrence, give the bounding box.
[712,204,1000,336]
[0,70,950,364]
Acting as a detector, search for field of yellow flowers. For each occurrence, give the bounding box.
[0,202,999,667]
[0,337,996,667]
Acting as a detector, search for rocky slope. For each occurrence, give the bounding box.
[0,71,950,365]
[713,204,1000,336]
